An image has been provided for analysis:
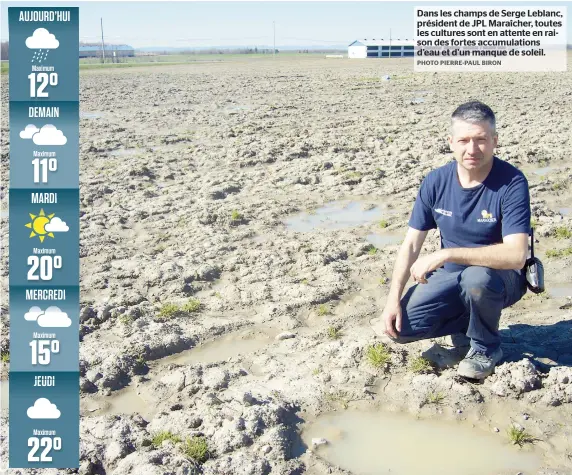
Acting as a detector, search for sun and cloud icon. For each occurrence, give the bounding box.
[26,28,59,64]
[25,306,71,328]
[27,398,61,419]
[25,209,69,242]
[19,124,67,146]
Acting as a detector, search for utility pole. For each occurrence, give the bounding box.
[389,28,391,59]
[273,21,276,58]
[100,17,106,63]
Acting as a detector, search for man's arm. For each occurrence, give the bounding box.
[382,227,428,337]
[410,233,529,283]
[388,227,429,300]
[440,233,528,270]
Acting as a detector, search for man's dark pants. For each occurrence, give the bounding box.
[394,266,527,355]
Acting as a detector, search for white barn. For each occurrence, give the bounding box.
[348,39,415,59]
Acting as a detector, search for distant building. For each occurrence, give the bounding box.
[348,39,415,59]
[79,44,135,59]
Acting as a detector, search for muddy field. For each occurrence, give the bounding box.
[1,54,572,474]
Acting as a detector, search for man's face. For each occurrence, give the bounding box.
[448,120,497,172]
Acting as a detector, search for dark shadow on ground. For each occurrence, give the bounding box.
[422,319,572,372]
[499,319,572,369]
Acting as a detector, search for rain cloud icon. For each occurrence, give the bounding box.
[26,28,59,49]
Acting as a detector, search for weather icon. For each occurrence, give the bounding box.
[19,124,67,145]
[26,28,59,64]
[27,398,61,419]
[25,209,69,242]
[25,306,71,328]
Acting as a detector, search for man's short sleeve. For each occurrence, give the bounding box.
[408,175,437,231]
[502,174,531,237]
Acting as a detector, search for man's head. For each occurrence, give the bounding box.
[448,101,498,172]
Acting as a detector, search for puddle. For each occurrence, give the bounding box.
[366,232,402,248]
[80,111,103,119]
[533,166,557,176]
[225,105,251,115]
[547,284,572,299]
[109,148,142,157]
[83,386,153,419]
[558,208,570,216]
[285,202,385,232]
[411,97,425,104]
[302,410,541,475]
[154,328,274,367]
[0,210,8,218]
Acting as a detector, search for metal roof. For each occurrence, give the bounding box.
[79,44,134,51]
[349,39,414,47]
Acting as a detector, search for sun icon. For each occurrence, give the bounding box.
[25,209,55,242]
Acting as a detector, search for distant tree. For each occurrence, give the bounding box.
[1,42,8,60]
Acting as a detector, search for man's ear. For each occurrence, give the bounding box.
[447,135,453,147]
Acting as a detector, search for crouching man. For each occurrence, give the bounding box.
[380,101,530,379]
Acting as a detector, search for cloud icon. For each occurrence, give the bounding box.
[27,398,61,419]
[45,217,69,233]
[26,28,59,49]
[20,124,39,139]
[37,306,71,328]
[24,306,43,321]
[32,125,67,146]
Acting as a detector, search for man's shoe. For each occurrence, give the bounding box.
[457,347,503,379]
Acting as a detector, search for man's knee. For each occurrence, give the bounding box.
[459,266,504,299]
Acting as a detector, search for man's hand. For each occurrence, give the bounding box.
[410,250,447,283]
[382,299,402,338]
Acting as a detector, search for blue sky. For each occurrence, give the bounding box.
[1,1,571,48]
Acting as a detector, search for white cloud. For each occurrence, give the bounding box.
[19,124,39,139]
[37,306,71,328]
[25,28,59,49]
[27,398,61,419]
[32,125,67,146]
[45,217,69,233]
[24,306,43,321]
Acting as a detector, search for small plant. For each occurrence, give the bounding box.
[425,391,445,405]
[118,313,134,325]
[182,298,201,313]
[379,219,389,228]
[134,353,146,368]
[551,181,567,192]
[368,246,378,255]
[317,304,329,316]
[530,218,538,229]
[213,291,222,299]
[327,326,342,340]
[182,436,210,463]
[379,276,389,285]
[507,425,535,446]
[231,209,243,221]
[546,247,572,258]
[408,356,434,374]
[324,390,352,409]
[301,278,309,285]
[554,226,572,240]
[152,431,181,448]
[1,352,9,363]
[158,303,180,319]
[365,343,391,368]
[312,367,321,375]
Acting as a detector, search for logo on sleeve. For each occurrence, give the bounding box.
[478,209,497,223]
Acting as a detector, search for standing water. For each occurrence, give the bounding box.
[302,410,540,475]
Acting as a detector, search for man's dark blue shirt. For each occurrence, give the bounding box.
[409,157,531,272]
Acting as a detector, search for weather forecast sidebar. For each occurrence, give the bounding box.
[8,8,79,468]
